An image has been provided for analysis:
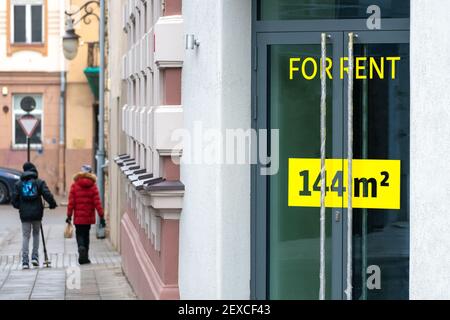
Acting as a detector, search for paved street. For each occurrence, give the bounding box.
[0,203,136,300]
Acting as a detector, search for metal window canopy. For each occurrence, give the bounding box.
[121,164,139,173]
[114,154,130,162]
[129,172,153,183]
[132,176,161,192]
[133,179,153,191]
[125,168,146,177]
[84,67,100,100]
[117,160,135,167]
[133,177,165,192]
[117,158,135,167]
[145,180,185,192]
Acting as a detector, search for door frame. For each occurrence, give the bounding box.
[250,0,410,300]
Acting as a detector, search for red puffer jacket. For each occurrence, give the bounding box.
[67,172,104,225]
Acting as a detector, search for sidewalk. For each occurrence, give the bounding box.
[0,212,136,300]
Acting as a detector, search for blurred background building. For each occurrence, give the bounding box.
[0,0,66,193]
[64,0,99,195]
[0,0,99,195]
[107,0,184,300]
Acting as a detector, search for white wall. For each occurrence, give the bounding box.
[179,0,252,299]
[106,0,128,250]
[410,0,450,299]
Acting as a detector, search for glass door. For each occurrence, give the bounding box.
[343,31,410,300]
[253,30,410,300]
[254,32,344,300]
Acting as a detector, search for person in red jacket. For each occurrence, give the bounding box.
[66,165,105,264]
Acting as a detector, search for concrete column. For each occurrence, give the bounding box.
[410,0,450,299]
[180,0,251,299]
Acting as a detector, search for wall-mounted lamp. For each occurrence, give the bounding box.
[63,0,100,61]
[185,34,200,50]
[2,87,8,96]
[63,18,81,60]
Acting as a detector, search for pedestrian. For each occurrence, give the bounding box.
[66,164,105,265]
[11,162,57,269]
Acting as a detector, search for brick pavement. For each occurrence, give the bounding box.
[0,223,136,300]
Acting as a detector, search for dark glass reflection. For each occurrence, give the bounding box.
[258,0,410,20]
[352,43,410,300]
[14,5,26,43]
[268,44,333,299]
[31,5,43,43]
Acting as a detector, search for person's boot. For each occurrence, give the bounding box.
[85,249,91,264]
[78,246,88,265]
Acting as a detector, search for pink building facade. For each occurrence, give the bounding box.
[115,0,184,300]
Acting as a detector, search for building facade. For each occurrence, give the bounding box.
[107,0,450,300]
[0,0,65,193]
[105,0,128,251]
[180,0,251,300]
[108,0,184,299]
[0,0,98,195]
[64,0,99,194]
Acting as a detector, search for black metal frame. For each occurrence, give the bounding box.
[65,0,100,26]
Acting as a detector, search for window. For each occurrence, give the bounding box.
[13,94,43,148]
[257,0,410,20]
[11,0,44,44]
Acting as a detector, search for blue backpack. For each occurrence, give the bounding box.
[21,180,39,201]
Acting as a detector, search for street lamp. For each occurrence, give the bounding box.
[62,19,80,60]
[63,0,106,239]
[63,1,100,60]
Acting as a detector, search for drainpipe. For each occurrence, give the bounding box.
[59,0,66,197]
[59,70,66,195]
[96,0,106,238]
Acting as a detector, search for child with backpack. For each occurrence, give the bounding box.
[12,162,57,269]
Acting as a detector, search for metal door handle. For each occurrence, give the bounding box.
[345,32,356,301]
[319,32,330,301]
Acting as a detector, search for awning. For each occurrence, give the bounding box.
[84,67,100,101]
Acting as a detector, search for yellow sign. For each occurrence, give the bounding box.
[288,158,401,209]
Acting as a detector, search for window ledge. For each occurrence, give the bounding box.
[11,145,42,151]
[11,42,45,47]
[8,43,47,56]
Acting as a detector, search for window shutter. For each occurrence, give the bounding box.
[31,5,43,43]
[13,5,26,43]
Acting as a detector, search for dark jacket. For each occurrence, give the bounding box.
[12,170,57,222]
[67,172,104,225]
